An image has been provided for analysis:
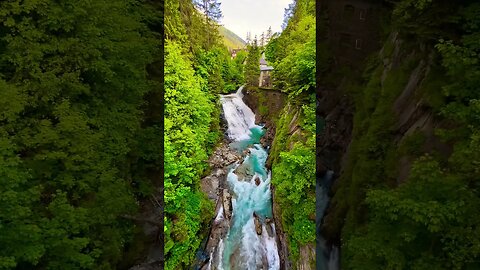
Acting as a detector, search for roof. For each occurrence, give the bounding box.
[259,58,268,65]
[260,66,274,71]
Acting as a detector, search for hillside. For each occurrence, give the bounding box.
[318,0,480,269]
[219,26,246,50]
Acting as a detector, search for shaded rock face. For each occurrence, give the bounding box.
[296,244,315,270]
[272,185,292,270]
[320,30,455,253]
[243,87,286,150]
[317,88,354,175]
[127,192,163,270]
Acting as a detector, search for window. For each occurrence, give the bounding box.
[359,9,366,21]
[343,5,355,20]
[355,39,363,50]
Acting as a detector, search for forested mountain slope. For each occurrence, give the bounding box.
[219,26,246,50]
[319,1,480,269]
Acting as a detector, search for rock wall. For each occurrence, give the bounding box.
[320,27,454,259]
[243,86,287,152]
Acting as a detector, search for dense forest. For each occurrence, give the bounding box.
[0,0,162,269]
[319,0,480,269]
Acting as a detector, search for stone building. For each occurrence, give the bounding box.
[321,0,382,68]
[259,56,274,88]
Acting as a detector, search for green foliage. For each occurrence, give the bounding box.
[0,0,160,269]
[335,2,480,269]
[271,99,316,263]
[244,42,260,87]
[265,2,316,264]
[266,0,316,96]
[163,40,216,269]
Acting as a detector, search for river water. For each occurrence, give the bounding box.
[209,86,280,270]
[317,171,339,270]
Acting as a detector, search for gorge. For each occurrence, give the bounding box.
[199,86,280,270]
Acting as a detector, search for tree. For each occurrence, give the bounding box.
[246,31,252,45]
[282,2,296,30]
[193,0,222,47]
[260,32,265,47]
[193,0,222,22]
[244,42,260,87]
[0,0,159,268]
[266,26,273,43]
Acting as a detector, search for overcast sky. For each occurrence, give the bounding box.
[220,0,293,41]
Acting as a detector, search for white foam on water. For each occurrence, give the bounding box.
[215,205,224,222]
[217,239,225,270]
[262,224,280,270]
[220,88,256,141]
[240,218,263,269]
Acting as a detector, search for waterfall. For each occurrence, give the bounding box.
[220,86,256,141]
[214,86,280,270]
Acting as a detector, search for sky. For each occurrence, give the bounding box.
[220,0,293,42]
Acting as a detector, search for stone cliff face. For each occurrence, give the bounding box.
[243,87,287,156]
[320,26,454,253]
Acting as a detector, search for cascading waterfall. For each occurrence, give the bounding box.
[213,86,280,270]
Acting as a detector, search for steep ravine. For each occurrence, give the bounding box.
[320,30,454,265]
[197,87,283,270]
[245,87,316,269]
[243,87,291,269]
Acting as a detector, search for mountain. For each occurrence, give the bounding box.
[218,26,246,50]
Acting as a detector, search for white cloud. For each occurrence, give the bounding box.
[220,0,293,41]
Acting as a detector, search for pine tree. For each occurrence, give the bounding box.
[244,42,260,87]
[260,32,265,47]
[194,0,222,22]
[266,26,273,43]
[193,0,222,47]
[282,2,296,30]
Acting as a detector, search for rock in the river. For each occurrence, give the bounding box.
[234,163,254,180]
[265,218,274,237]
[222,189,233,220]
[255,176,261,186]
[253,212,262,235]
[208,144,241,168]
